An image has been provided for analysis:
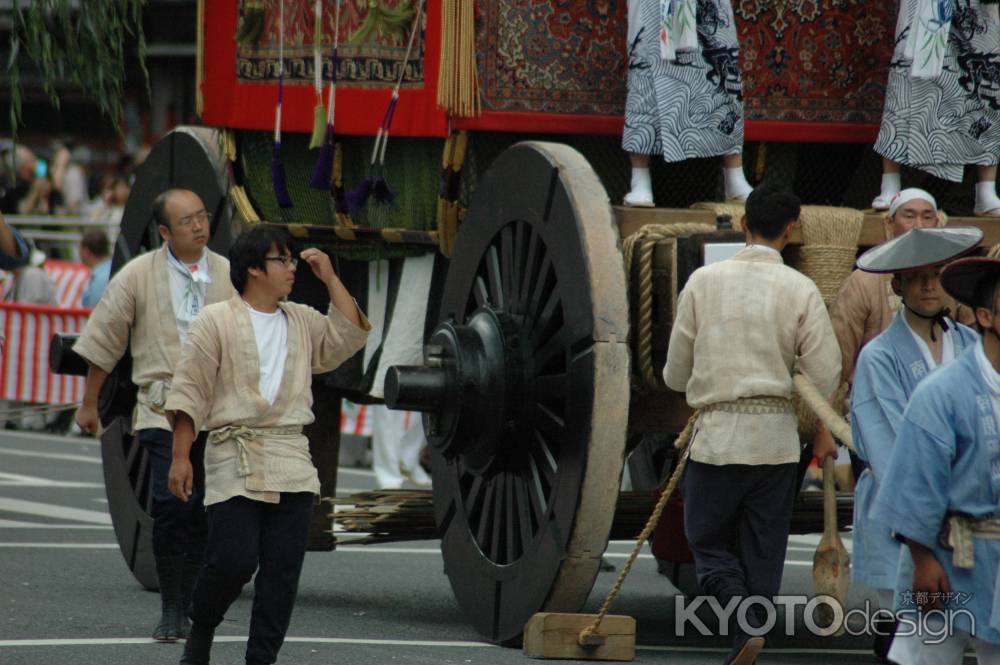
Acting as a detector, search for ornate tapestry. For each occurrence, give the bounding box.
[202,0,448,137]
[736,0,896,140]
[465,0,898,141]
[469,0,630,134]
[235,0,426,88]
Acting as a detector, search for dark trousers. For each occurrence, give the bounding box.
[682,460,798,644]
[137,428,207,559]
[192,492,314,665]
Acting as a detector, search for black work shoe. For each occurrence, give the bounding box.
[724,636,764,665]
[153,555,186,642]
[179,622,214,665]
[872,617,898,663]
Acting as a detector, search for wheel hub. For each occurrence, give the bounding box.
[385,307,527,476]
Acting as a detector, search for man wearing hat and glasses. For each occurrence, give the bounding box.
[849,226,982,661]
[870,253,1000,664]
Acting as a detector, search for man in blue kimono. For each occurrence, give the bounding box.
[850,227,982,661]
[872,255,1000,665]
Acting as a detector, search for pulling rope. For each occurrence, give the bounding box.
[578,412,698,646]
[621,223,715,391]
[577,373,854,647]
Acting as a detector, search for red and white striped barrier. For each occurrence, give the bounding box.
[0,260,92,404]
[341,401,373,436]
[0,302,89,404]
[44,260,91,309]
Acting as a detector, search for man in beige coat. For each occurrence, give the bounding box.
[166,226,369,665]
[664,184,841,665]
[73,188,234,641]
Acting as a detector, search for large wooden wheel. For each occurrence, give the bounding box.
[385,142,630,644]
[100,127,232,590]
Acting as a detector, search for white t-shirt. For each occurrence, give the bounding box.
[246,303,289,405]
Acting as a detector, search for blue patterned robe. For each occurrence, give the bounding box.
[852,314,977,591]
[872,342,1000,644]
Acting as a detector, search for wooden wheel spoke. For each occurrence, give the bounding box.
[532,430,559,481]
[524,254,553,332]
[528,455,549,517]
[511,222,528,314]
[515,474,535,548]
[486,246,504,310]
[501,225,516,313]
[473,275,490,309]
[505,473,517,563]
[476,479,497,548]
[489,475,506,563]
[534,403,565,452]
[518,228,541,318]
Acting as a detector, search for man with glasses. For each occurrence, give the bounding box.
[73,188,235,642]
[165,226,369,665]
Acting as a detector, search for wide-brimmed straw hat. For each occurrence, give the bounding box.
[856,227,982,274]
[940,257,1000,308]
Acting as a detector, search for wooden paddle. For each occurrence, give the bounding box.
[812,456,850,634]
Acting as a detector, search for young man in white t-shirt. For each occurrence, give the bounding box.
[166,226,369,665]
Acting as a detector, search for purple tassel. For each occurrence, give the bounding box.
[371,175,395,204]
[346,178,373,215]
[272,143,293,209]
[309,127,335,190]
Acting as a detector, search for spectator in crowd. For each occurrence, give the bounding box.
[0,146,39,215]
[0,210,29,270]
[51,143,89,215]
[80,229,111,308]
[6,241,58,306]
[88,175,130,230]
[17,174,64,215]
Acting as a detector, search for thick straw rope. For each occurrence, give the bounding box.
[622,223,715,391]
[577,372,854,646]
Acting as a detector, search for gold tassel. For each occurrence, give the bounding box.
[221,129,237,164]
[230,185,261,224]
[437,0,480,117]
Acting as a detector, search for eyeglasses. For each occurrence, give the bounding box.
[265,255,298,268]
[176,209,211,227]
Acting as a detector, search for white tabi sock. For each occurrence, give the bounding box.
[631,167,651,194]
[976,180,1000,215]
[879,172,901,197]
[724,166,753,201]
[624,167,654,206]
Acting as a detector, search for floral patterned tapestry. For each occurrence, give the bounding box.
[466,0,897,140]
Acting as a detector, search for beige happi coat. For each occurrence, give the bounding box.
[73,246,234,431]
[165,295,370,506]
[663,246,841,466]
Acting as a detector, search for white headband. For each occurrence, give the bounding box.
[888,188,937,217]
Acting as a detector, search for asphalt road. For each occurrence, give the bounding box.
[0,429,971,664]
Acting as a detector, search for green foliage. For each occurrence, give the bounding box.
[7,0,150,137]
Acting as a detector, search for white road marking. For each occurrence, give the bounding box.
[0,497,111,524]
[336,467,376,478]
[0,543,118,548]
[0,431,99,447]
[0,635,877,655]
[0,471,103,488]
[0,447,100,464]
[0,519,111,529]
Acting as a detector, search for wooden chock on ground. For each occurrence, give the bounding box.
[523,613,635,661]
[523,415,699,661]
